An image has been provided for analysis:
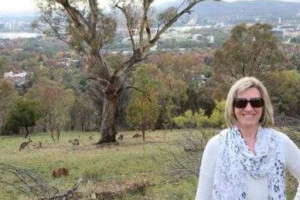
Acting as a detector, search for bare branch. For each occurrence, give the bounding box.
[120,86,152,102]
[0,163,59,199]
[55,0,102,50]
[115,3,136,51]
[88,0,98,35]
[86,76,110,87]
[56,0,88,31]
[147,0,211,51]
[139,0,154,44]
[175,0,188,13]
[44,19,70,45]
[112,49,144,78]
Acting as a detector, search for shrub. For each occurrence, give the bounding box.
[172,100,226,129]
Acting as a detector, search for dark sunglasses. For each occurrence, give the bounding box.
[233,97,264,108]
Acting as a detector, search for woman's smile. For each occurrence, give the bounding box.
[234,87,263,128]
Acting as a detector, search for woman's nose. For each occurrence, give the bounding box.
[244,102,254,110]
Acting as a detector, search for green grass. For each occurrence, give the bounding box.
[0,129,298,200]
[0,130,201,200]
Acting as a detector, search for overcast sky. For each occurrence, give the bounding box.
[0,0,299,13]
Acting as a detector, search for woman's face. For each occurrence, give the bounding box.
[234,87,263,128]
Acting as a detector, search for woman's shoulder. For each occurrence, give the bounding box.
[262,127,291,143]
[206,129,229,148]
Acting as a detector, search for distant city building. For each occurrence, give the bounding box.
[0,42,5,49]
[58,58,82,68]
[278,25,295,33]
[273,25,300,38]
[4,71,28,86]
[186,16,198,26]
[192,34,203,40]
[272,29,284,38]
[207,35,215,44]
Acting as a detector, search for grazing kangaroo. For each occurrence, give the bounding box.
[184,146,197,152]
[19,139,32,151]
[117,134,124,141]
[68,139,79,146]
[52,167,69,178]
[132,134,142,138]
[32,141,42,149]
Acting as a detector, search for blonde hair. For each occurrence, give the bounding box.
[225,77,274,128]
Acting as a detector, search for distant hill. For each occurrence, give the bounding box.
[0,11,37,18]
[159,0,300,24]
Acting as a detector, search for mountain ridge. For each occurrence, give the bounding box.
[159,0,300,24]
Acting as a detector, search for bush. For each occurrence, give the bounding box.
[173,115,188,128]
[194,109,210,128]
[172,100,226,129]
[208,100,226,128]
[2,99,43,137]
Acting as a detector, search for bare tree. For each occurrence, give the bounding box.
[33,0,218,144]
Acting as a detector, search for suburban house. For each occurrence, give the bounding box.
[3,71,28,86]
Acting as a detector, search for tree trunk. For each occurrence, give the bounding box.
[57,125,60,141]
[142,129,145,142]
[43,123,47,133]
[97,93,117,144]
[25,126,29,138]
[81,123,84,132]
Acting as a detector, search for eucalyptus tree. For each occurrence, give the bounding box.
[33,0,216,144]
[212,23,285,99]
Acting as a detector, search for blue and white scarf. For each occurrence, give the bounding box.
[213,127,285,200]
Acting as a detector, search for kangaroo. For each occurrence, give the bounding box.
[88,135,93,140]
[68,139,79,146]
[32,141,42,149]
[184,146,198,152]
[19,139,32,151]
[132,134,142,138]
[117,134,124,141]
[52,167,69,178]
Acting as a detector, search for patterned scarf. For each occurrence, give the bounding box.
[213,127,285,200]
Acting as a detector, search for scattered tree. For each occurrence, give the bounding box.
[212,23,285,99]
[70,96,97,132]
[126,65,161,141]
[0,81,18,133]
[4,99,42,138]
[265,70,300,116]
[26,78,75,140]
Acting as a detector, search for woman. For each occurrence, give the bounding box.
[195,77,300,200]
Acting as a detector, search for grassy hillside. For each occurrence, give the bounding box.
[0,130,204,200]
[0,129,297,199]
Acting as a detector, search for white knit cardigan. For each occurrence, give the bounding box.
[195,128,300,200]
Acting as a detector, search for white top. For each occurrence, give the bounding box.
[195,129,300,200]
